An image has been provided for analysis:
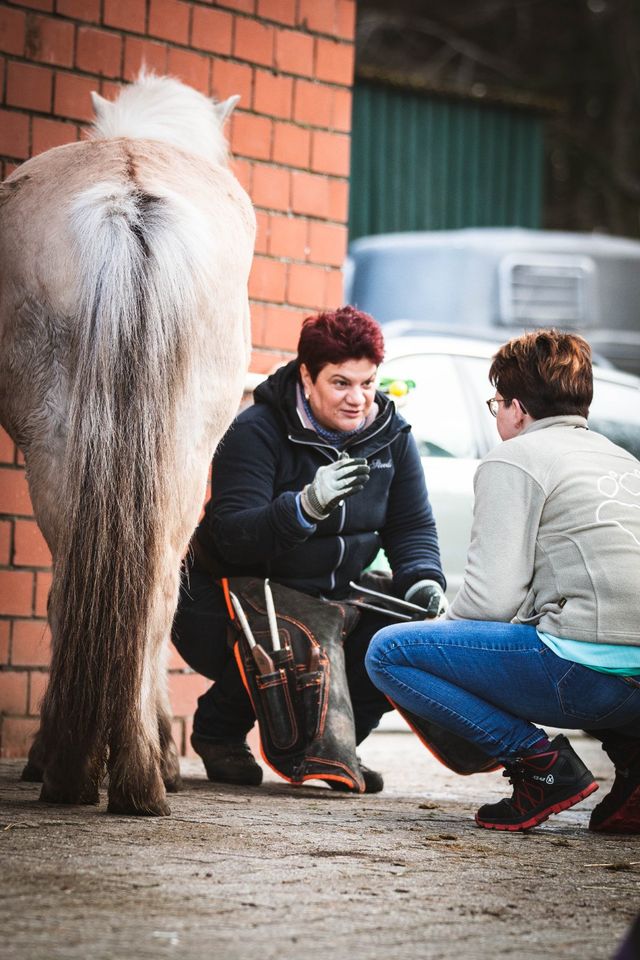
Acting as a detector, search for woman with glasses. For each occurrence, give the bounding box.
[366,329,640,833]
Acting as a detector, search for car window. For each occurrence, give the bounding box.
[379,355,478,458]
[589,378,640,460]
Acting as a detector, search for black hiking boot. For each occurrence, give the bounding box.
[589,733,640,834]
[191,734,263,786]
[475,734,598,831]
[328,758,384,794]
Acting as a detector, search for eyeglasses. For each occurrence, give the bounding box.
[486,397,529,417]
[486,397,505,417]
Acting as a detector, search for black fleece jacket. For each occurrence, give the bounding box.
[196,360,445,600]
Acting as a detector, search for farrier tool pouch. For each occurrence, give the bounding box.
[228,577,365,792]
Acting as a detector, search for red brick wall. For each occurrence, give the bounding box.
[0,0,355,757]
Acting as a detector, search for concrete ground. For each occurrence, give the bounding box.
[0,729,638,960]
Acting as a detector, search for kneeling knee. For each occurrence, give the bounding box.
[365,625,398,683]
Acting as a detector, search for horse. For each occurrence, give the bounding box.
[0,74,256,815]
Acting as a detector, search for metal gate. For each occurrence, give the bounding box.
[349,81,543,240]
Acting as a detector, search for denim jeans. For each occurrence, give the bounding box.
[365,620,640,762]
[172,564,394,745]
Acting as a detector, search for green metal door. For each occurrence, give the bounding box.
[349,82,543,241]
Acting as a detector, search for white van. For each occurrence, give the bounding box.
[346,228,640,376]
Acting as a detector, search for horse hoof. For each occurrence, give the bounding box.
[107,795,171,817]
[163,773,183,793]
[21,760,44,783]
[39,780,100,806]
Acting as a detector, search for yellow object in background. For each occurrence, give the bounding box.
[388,379,409,398]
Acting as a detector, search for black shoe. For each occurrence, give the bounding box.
[191,734,263,786]
[589,734,640,834]
[328,759,384,794]
[475,735,598,831]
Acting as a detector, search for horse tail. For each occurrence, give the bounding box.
[41,180,199,797]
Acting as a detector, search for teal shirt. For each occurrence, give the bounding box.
[538,631,640,676]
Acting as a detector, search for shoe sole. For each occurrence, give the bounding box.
[475,780,599,832]
[201,766,263,786]
[589,785,640,833]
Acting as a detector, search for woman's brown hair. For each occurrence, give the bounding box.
[489,330,593,420]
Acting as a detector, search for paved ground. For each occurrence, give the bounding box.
[1,730,638,960]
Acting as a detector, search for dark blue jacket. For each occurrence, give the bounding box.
[197,360,445,599]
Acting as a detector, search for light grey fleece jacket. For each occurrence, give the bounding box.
[446,415,640,645]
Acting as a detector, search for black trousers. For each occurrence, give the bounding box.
[171,565,395,745]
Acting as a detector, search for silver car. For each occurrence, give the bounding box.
[377,334,640,599]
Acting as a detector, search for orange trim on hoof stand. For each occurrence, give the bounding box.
[386,697,501,775]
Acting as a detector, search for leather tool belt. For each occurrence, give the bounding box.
[227,577,365,792]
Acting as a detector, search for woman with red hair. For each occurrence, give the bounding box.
[173,306,445,790]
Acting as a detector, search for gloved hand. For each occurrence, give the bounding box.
[404,579,448,619]
[300,455,370,521]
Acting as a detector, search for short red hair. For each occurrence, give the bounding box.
[297,306,385,380]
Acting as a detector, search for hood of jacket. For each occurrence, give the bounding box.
[253,359,410,456]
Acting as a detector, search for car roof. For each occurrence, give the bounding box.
[383,332,640,390]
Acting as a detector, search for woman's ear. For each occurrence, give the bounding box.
[299,363,312,398]
[513,398,530,426]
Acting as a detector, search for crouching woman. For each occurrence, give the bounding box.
[366,330,640,832]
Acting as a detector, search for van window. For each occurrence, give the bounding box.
[379,355,477,458]
[589,379,640,460]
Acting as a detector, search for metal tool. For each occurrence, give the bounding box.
[229,590,275,675]
[263,578,282,651]
[348,580,430,616]
[345,598,413,622]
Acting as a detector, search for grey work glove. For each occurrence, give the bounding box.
[300,455,370,521]
[405,579,448,619]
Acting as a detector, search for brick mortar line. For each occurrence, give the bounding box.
[0,48,354,90]
[251,254,343,267]
[0,663,50,676]
[1,92,353,136]
[17,1,355,41]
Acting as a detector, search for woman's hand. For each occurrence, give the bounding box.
[405,579,448,619]
[300,456,370,521]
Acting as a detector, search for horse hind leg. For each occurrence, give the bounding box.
[38,718,103,807]
[107,753,169,816]
[107,730,170,817]
[106,655,170,816]
[21,728,46,782]
[32,642,103,805]
[158,686,182,793]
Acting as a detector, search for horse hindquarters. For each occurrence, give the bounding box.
[38,178,247,815]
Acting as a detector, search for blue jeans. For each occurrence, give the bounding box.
[365,620,640,762]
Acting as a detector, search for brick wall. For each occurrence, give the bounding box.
[0,0,355,757]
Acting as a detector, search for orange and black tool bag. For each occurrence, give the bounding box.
[227,577,365,792]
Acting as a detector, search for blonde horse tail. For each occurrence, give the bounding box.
[40,181,197,812]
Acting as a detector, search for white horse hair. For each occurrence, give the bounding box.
[0,74,255,816]
[89,72,239,166]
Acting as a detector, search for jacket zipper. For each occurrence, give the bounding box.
[330,535,346,591]
[287,417,401,461]
[288,408,401,591]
